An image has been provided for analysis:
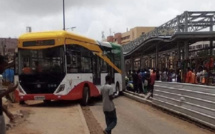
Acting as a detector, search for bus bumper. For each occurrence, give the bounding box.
[19,93,81,101]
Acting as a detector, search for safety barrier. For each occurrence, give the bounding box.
[153,81,215,129]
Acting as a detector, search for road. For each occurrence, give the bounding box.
[7,101,89,134]
[90,96,214,134]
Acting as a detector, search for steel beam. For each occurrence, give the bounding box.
[123,11,215,53]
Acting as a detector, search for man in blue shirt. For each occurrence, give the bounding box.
[2,68,14,83]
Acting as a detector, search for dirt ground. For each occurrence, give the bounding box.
[81,106,104,134]
[5,100,90,134]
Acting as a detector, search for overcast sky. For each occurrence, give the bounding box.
[0,0,214,40]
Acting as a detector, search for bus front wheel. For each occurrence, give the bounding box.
[81,86,90,106]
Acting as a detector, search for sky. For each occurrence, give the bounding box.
[0,0,214,40]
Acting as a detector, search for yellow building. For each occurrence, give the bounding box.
[121,27,155,45]
[106,27,155,45]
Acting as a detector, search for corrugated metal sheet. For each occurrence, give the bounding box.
[153,81,215,129]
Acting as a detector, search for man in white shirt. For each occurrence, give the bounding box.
[101,75,117,134]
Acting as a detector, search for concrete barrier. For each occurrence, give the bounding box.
[153,81,215,129]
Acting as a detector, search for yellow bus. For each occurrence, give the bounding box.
[15,31,125,105]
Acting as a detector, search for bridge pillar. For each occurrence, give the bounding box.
[131,57,134,71]
[140,56,142,69]
[184,41,189,59]
[210,40,213,55]
[210,17,213,55]
[155,44,159,69]
[177,42,181,61]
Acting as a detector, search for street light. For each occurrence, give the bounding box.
[63,0,65,30]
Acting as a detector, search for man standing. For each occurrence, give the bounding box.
[101,75,117,134]
[0,83,18,134]
[132,70,138,93]
[149,69,156,98]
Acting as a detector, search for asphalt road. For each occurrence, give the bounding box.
[90,96,214,134]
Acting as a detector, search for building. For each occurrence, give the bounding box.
[189,41,215,58]
[106,26,155,45]
[0,38,18,61]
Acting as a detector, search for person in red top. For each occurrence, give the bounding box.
[149,69,156,97]
[185,68,192,83]
[190,70,196,84]
[35,61,42,73]
[22,63,32,74]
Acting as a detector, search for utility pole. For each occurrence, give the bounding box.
[63,0,65,30]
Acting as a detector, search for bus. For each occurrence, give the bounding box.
[15,31,125,105]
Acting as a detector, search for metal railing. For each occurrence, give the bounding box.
[153,81,215,129]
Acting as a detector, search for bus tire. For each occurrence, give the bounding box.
[19,100,25,105]
[43,100,51,104]
[81,86,90,106]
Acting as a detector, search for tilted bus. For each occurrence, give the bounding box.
[15,31,125,105]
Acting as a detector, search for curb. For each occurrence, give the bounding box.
[123,91,152,104]
[77,104,90,134]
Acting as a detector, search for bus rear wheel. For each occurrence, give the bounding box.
[81,86,90,106]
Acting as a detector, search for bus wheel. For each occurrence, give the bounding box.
[19,100,25,105]
[115,83,120,97]
[81,86,90,106]
[43,100,51,104]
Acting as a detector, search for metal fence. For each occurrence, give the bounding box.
[153,81,215,129]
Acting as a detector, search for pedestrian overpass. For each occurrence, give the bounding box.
[122,11,215,70]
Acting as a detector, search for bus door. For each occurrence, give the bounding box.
[93,54,101,85]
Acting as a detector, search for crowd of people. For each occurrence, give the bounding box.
[125,66,211,97]
[125,69,157,97]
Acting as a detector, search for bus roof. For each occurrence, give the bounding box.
[18,30,97,45]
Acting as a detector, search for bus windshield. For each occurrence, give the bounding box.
[18,46,65,75]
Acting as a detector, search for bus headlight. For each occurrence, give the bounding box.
[56,84,65,93]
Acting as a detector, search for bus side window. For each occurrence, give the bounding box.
[67,45,81,73]
[66,53,71,65]
[101,59,107,73]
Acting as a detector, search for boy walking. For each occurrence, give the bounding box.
[101,75,117,134]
